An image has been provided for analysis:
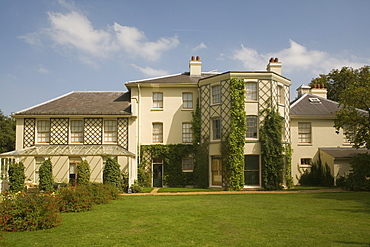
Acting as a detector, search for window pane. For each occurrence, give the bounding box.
[37,120,50,143]
[212,86,221,104]
[246,82,257,100]
[246,116,257,138]
[244,155,260,185]
[182,123,192,143]
[153,123,163,143]
[212,118,221,140]
[153,93,163,108]
[298,122,311,143]
[71,120,83,143]
[182,93,193,109]
[182,158,194,171]
[104,120,117,142]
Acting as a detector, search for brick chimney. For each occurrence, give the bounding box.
[189,56,202,77]
[266,57,282,75]
[310,84,327,99]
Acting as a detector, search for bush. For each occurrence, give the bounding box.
[299,158,334,187]
[58,186,93,213]
[8,162,26,193]
[77,160,90,186]
[39,159,54,192]
[341,153,370,191]
[103,157,122,191]
[89,183,119,204]
[0,192,61,232]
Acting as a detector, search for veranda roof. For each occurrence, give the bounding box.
[0,145,135,157]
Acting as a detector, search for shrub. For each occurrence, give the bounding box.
[103,157,122,191]
[130,180,142,193]
[341,153,370,191]
[0,192,61,232]
[299,158,334,187]
[77,160,90,186]
[89,183,119,204]
[58,186,93,213]
[39,159,54,192]
[8,162,26,193]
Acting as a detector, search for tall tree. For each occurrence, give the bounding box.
[0,110,15,153]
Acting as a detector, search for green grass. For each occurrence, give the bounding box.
[140,187,154,193]
[288,186,334,190]
[1,192,370,246]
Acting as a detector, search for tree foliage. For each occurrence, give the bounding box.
[103,157,121,191]
[260,107,284,190]
[0,110,15,153]
[39,159,54,192]
[312,66,370,148]
[77,160,90,186]
[8,162,26,192]
[341,153,370,191]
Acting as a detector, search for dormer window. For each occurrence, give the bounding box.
[309,98,321,104]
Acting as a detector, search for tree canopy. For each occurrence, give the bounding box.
[311,66,370,148]
[0,110,15,153]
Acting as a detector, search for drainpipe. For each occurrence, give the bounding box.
[136,84,141,185]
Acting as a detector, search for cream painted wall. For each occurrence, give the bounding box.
[291,117,349,184]
[137,86,199,145]
[15,118,24,150]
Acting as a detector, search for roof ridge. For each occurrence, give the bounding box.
[126,73,182,84]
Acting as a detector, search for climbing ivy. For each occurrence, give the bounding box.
[284,143,294,188]
[77,160,90,186]
[260,107,284,190]
[103,157,121,191]
[222,78,246,191]
[139,144,195,187]
[8,162,26,192]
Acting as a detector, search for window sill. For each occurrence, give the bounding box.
[151,108,163,111]
[181,108,193,111]
[300,165,312,168]
[182,170,193,173]
[210,103,221,106]
[245,138,258,142]
[298,143,312,146]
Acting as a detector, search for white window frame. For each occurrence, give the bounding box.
[246,115,258,139]
[212,85,221,104]
[212,118,221,140]
[246,82,257,101]
[153,92,163,109]
[37,120,50,143]
[182,122,193,143]
[104,120,117,143]
[182,92,193,109]
[152,123,163,143]
[70,120,84,144]
[298,122,312,144]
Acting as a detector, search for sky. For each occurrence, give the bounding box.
[1,0,370,116]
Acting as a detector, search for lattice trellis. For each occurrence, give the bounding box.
[117,118,129,149]
[23,118,35,148]
[282,85,291,143]
[50,118,69,145]
[220,79,231,141]
[200,84,211,143]
[84,118,103,144]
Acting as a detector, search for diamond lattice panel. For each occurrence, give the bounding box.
[23,118,35,148]
[200,85,211,143]
[221,79,231,140]
[84,118,103,145]
[50,118,69,145]
[118,118,128,149]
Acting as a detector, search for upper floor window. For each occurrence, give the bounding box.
[212,85,221,104]
[212,118,221,140]
[182,93,193,109]
[37,120,50,143]
[278,85,284,104]
[343,127,355,144]
[246,82,257,101]
[71,120,83,143]
[153,92,163,109]
[104,120,117,143]
[182,123,193,143]
[246,116,258,138]
[153,123,163,143]
[298,122,311,143]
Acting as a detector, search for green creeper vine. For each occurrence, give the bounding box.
[8,161,26,192]
[284,143,294,188]
[103,157,121,191]
[222,78,246,191]
[77,160,90,186]
[260,106,284,190]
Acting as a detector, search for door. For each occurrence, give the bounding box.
[211,156,222,186]
[244,155,260,186]
[153,159,163,187]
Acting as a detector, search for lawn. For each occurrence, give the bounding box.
[1,192,369,247]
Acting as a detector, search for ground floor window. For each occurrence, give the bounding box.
[69,158,82,184]
[211,156,222,186]
[182,157,194,172]
[244,155,260,186]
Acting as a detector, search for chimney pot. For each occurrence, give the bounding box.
[269,57,274,62]
[274,57,279,62]
[191,56,195,61]
[196,56,200,61]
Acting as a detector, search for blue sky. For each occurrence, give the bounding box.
[1,0,369,116]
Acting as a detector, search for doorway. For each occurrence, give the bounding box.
[153,158,163,187]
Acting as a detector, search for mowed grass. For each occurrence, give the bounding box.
[1,192,370,247]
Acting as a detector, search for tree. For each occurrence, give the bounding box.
[8,162,26,192]
[311,66,370,148]
[77,160,90,186]
[103,157,121,191]
[39,159,54,192]
[0,110,15,153]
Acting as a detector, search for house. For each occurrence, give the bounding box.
[290,85,368,185]
[1,56,365,191]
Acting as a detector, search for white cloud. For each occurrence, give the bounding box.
[130,64,168,77]
[233,40,366,75]
[113,23,179,61]
[192,42,207,52]
[18,32,41,45]
[38,67,50,74]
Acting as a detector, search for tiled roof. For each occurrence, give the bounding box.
[290,94,340,117]
[14,91,131,116]
[126,72,216,85]
[319,148,369,158]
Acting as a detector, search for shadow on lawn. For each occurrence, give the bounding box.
[335,240,370,246]
[313,191,370,214]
